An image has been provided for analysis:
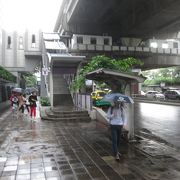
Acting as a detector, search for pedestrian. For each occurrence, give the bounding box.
[106,96,126,161]
[10,93,18,112]
[23,94,30,115]
[18,94,26,114]
[28,92,37,120]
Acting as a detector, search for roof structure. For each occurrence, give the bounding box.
[86,68,146,84]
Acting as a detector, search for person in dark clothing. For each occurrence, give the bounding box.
[28,92,37,119]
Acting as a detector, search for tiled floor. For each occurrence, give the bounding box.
[1,107,180,180]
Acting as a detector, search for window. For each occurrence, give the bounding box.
[150,42,158,48]
[77,36,83,44]
[7,36,11,48]
[173,42,178,49]
[90,37,96,45]
[19,36,23,49]
[31,34,36,48]
[104,38,109,45]
[162,43,168,49]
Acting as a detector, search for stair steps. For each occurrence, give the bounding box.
[41,106,91,122]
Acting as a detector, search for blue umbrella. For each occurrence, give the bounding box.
[101,93,134,103]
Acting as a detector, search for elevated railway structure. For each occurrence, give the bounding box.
[1,31,180,96]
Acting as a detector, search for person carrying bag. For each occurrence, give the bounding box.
[106,96,126,161]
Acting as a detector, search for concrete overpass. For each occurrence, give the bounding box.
[54,0,180,70]
[69,43,180,70]
[1,30,180,83]
[55,0,180,40]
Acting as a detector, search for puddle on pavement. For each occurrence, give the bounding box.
[135,140,177,157]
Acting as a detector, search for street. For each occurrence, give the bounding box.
[135,102,180,148]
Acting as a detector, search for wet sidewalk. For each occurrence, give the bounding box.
[0,108,180,180]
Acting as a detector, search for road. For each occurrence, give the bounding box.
[134,102,180,148]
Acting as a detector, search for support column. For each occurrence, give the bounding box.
[49,67,53,107]
[40,70,47,97]
[125,84,134,139]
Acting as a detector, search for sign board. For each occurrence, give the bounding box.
[42,68,49,76]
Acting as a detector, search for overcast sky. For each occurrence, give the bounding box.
[0,0,62,32]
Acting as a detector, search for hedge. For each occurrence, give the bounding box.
[0,66,16,82]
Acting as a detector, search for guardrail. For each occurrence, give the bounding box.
[133,96,180,106]
[70,44,180,56]
[72,93,92,112]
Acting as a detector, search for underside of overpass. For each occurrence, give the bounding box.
[55,0,180,40]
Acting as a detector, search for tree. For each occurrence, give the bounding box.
[142,67,180,86]
[0,66,16,82]
[23,73,37,87]
[71,55,143,92]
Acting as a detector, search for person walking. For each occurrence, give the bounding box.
[18,94,26,115]
[10,93,18,113]
[28,92,37,120]
[23,94,30,115]
[107,96,126,161]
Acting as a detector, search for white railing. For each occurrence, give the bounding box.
[70,44,180,55]
[73,93,92,112]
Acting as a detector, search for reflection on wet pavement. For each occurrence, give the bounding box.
[0,108,180,180]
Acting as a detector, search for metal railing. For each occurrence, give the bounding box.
[73,93,92,112]
[70,44,180,56]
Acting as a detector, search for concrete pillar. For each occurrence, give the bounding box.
[49,68,53,107]
[125,84,135,139]
[40,71,47,97]
[125,103,134,139]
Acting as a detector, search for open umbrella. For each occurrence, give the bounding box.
[12,87,24,94]
[25,87,38,94]
[101,93,134,103]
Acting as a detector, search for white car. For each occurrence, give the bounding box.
[145,91,165,100]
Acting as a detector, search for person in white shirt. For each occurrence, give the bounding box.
[107,96,126,160]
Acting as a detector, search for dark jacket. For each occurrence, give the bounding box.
[28,95,37,107]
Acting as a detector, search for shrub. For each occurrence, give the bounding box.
[0,66,16,82]
[40,97,51,106]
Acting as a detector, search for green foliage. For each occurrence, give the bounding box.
[142,67,180,86]
[71,55,143,92]
[144,77,180,86]
[0,66,16,82]
[40,97,51,106]
[23,73,37,87]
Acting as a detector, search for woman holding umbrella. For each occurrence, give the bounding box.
[107,96,126,161]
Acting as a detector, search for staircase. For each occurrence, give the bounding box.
[41,106,91,122]
[53,74,73,106]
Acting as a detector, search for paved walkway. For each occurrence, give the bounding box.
[0,106,180,180]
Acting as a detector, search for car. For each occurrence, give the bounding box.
[140,91,146,96]
[164,90,180,100]
[145,91,165,100]
[91,90,106,101]
[91,90,111,106]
